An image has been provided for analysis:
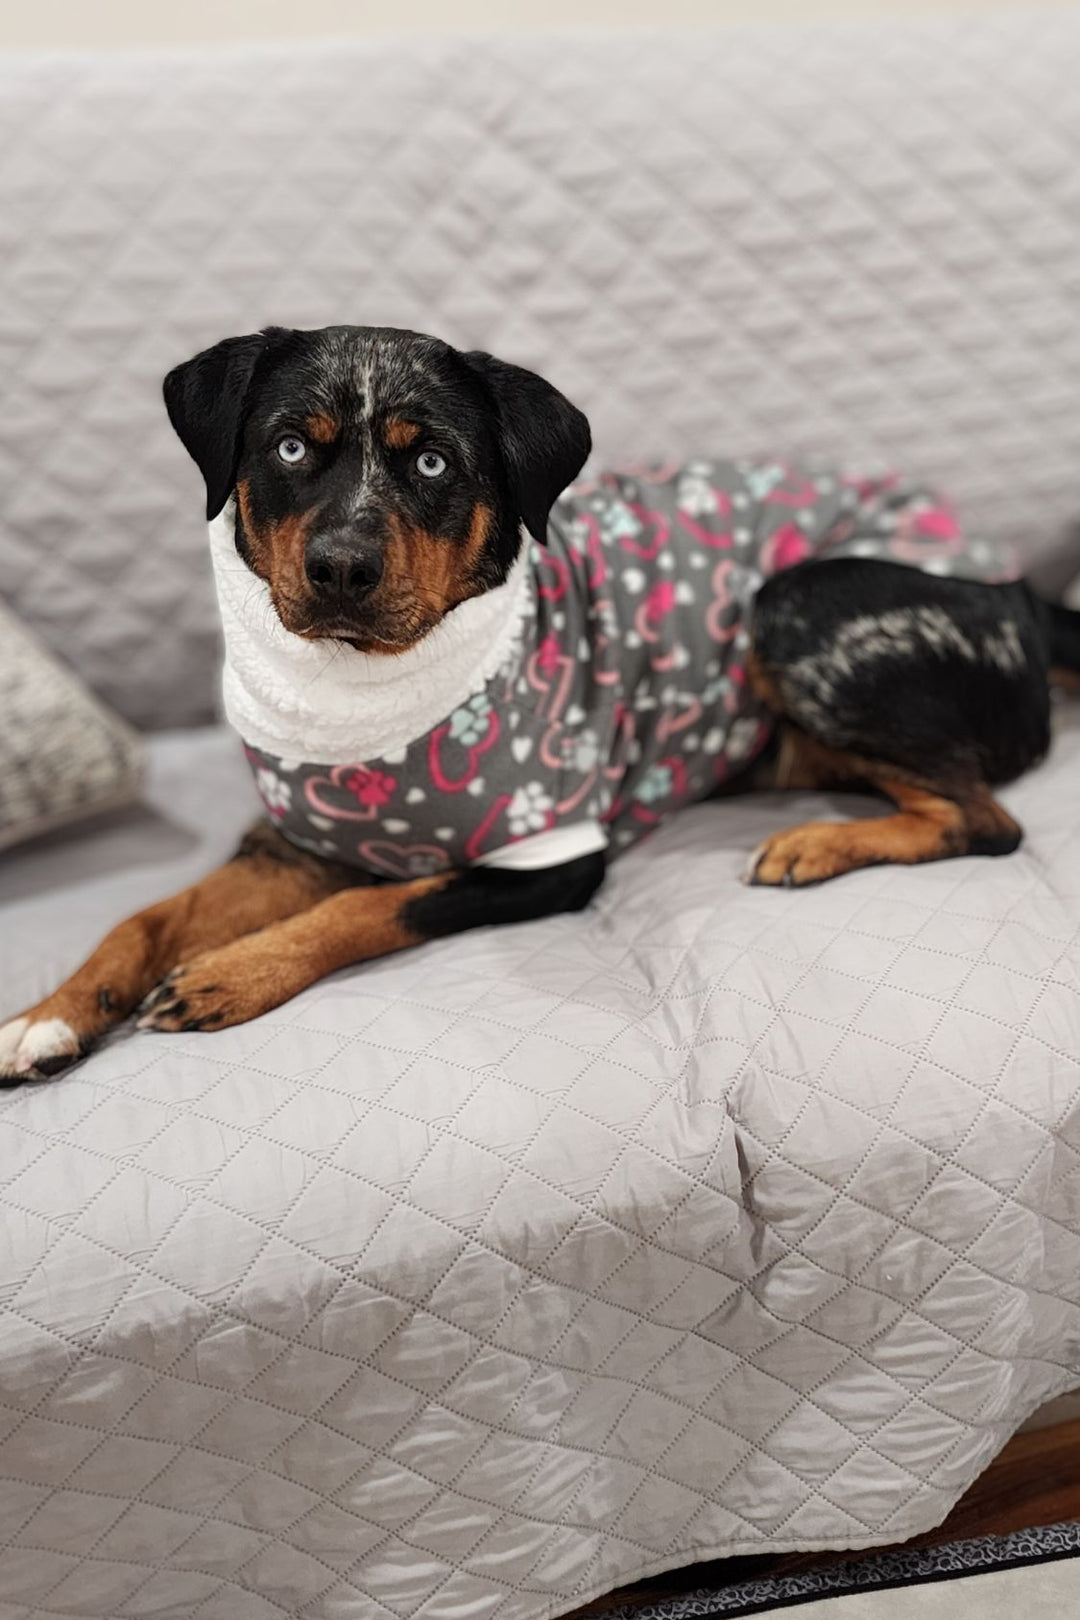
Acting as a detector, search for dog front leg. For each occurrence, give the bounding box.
[0,823,356,1083]
[137,852,607,1033]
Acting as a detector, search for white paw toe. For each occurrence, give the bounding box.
[0,1017,80,1083]
[742,843,766,885]
[0,1016,28,1067]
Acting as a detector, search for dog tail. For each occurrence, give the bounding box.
[1044,598,1080,674]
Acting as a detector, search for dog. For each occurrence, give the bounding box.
[3,323,1078,1084]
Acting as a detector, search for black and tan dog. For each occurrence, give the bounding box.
[2,324,1077,1083]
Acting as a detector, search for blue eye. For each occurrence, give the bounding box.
[416,450,447,479]
[277,436,307,465]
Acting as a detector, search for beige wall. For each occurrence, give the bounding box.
[3,0,1076,50]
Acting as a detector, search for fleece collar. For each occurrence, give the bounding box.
[208,500,533,766]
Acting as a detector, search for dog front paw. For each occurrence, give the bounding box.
[137,927,321,1032]
[0,1014,86,1086]
[135,938,278,1032]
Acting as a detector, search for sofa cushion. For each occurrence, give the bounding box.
[0,593,144,854]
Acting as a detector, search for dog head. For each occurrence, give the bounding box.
[163,325,590,653]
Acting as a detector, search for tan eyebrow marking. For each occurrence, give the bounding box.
[384,418,422,450]
[304,414,338,444]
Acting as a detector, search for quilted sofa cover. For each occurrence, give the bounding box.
[2,10,1080,1620]
[2,718,1080,1620]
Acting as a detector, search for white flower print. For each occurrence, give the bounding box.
[256,767,291,816]
[727,716,765,762]
[402,852,445,877]
[676,470,719,517]
[596,599,620,639]
[564,728,600,773]
[507,781,554,836]
[567,516,592,552]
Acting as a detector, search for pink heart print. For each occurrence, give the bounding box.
[304,763,398,821]
[355,840,452,879]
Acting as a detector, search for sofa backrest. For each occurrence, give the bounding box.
[2,10,1079,729]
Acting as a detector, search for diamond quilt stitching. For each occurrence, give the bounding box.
[2,716,1080,1613]
[3,17,1080,728]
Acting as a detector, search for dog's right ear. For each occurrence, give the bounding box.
[163,329,282,520]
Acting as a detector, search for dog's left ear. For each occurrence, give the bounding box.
[163,327,289,520]
[464,351,591,544]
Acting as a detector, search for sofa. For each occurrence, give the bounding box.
[2,11,1080,1620]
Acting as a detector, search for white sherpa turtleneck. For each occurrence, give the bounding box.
[208,499,533,766]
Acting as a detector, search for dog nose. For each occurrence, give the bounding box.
[304,532,384,603]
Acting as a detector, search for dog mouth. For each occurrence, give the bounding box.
[299,620,368,648]
[272,584,445,654]
[293,612,438,654]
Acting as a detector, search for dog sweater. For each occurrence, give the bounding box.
[211,461,1014,879]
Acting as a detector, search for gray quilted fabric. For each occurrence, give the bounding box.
[2,9,1080,728]
[0,595,144,851]
[1,716,1079,1620]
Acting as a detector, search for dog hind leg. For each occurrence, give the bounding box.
[746,735,1020,886]
[744,560,1040,887]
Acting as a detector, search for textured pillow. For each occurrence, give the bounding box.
[0,595,145,853]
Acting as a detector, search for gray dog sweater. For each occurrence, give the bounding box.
[212,459,1012,879]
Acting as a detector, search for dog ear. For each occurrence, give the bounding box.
[463,352,591,544]
[163,329,285,520]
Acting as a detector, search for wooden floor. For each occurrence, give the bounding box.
[568,1416,1080,1616]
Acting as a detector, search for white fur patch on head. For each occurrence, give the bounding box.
[0,1016,80,1080]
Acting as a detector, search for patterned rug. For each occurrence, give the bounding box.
[605,1522,1080,1617]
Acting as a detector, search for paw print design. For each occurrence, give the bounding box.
[255,767,292,818]
[634,763,674,804]
[563,728,601,773]
[344,766,397,810]
[507,782,555,836]
[448,691,494,746]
